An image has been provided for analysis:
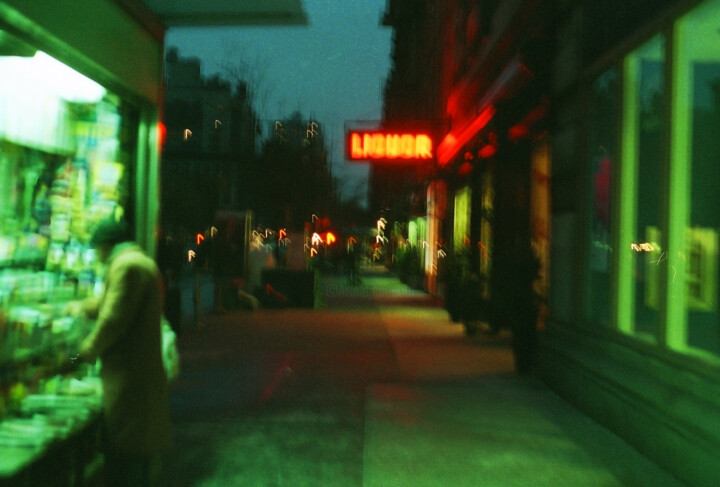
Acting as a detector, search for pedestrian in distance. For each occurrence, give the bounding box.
[346,239,361,285]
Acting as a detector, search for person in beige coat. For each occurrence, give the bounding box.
[76,217,172,487]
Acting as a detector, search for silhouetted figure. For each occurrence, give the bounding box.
[507,246,541,375]
[74,218,172,487]
[346,241,361,285]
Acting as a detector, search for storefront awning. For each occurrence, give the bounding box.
[140,0,308,26]
[437,59,531,166]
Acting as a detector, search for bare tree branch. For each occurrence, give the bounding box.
[212,40,274,115]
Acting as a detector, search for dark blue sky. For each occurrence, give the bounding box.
[166,0,392,202]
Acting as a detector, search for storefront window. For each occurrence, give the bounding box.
[668,0,720,356]
[586,68,619,327]
[425,180,444,281]
[479,172,493,297]
[617,35,666,340]
[531,141,551,329]
[453,186,471,252]
[0,32,136,359]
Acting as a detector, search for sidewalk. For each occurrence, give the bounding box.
[363,377,683,486]
[160,267,685,487]
[324,269,685,487]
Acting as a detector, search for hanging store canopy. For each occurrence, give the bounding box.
[139,0,308,26]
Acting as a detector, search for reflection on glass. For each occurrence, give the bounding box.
[662,0,720,357]
[683,0,720,355]
[586,68,619,326]
[627,35,665,339]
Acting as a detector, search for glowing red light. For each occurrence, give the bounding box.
[508,124,529,141]
[478,144,496,159]
[347,131,433,161]
[158,122,167,148]
[458,161,474,177]
[437,105,495,165]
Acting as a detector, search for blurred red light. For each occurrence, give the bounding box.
[347,131,433,161]
[458,161,474,177]
[437,105,495,165]
[478,144,496,158]
[158,122,167,149]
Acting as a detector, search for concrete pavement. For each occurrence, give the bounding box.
[328,269,683,486]
[160,266,684,486]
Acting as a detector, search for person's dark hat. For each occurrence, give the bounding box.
[90,218,129,247]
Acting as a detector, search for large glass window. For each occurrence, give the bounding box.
[586,68,620,327]
[479,172,493,298]
[668,0,720,356]
[453,186,471,252]
[617,35,666,340]
[581,0,720,359]
[0,30,135,301]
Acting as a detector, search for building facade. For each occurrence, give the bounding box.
[380,0,720,483]
[380,0,553,330]
[546,0,720,483]
[258,113,333,232]
[377,0,448,285]
[162,47,261,234]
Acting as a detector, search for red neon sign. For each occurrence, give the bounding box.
[437,105,495,166]
[347,131,433,161]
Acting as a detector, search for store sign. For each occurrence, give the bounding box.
[347,131,434,162]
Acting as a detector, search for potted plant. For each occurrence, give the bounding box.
[442,248,491,336]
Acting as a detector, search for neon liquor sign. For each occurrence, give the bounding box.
[347,131,433,162]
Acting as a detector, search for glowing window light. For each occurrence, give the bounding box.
[307,122,319,138]
[631,242,655,252]
[0,51,106,103]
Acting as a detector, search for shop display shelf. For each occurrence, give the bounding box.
[0,383,102,486]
